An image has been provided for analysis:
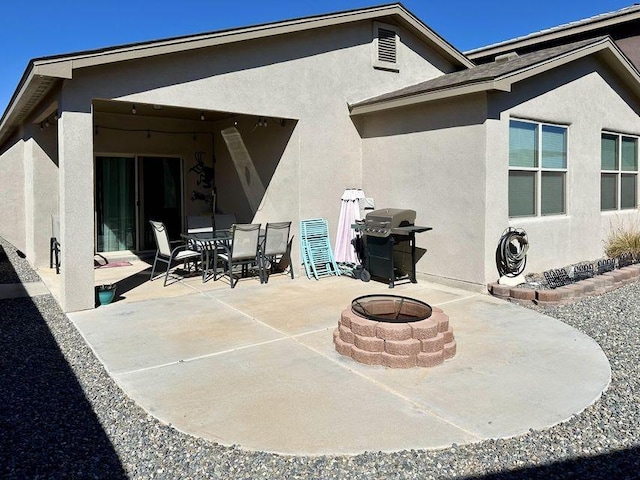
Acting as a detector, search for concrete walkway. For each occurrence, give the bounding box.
[66,272,611,456]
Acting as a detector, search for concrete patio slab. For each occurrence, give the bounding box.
[71,294,286,374]
[66,273,611,456]
[117,338,479,455]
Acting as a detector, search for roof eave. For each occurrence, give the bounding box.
[350,37,640,116]
[349,80,509,115]
[467,9,640,60]
[31,4,472,72]
[0,3,472,144]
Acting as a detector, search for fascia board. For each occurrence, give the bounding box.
[46,6,407,70]
[496,42,611,85]
[349,80,507,115]
[394,8,474,68]
[0,69,35,134]
[467,10,640,59]
[43,5,472,70]
[33,60,73,79]
[495,39,640,97]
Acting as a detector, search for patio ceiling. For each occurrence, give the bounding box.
[92,99,234,123]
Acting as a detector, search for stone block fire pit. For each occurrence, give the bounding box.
[333,295,456,368]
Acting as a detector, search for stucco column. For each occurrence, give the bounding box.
[23,124,59,268]
[58,110,95,312]
[23,127,36,263]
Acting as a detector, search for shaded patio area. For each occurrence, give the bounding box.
[40,263,612,456]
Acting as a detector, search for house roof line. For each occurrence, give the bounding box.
[466,4,640,60]
[29,3,473,70]
[349,79,509,115]
[349,36,640,115]
[0,3,473,147]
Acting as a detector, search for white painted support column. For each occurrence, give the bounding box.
[58,110,95,312]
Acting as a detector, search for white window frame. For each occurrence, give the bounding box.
[601,131,639,211]
[372,22,400,72]
[508,118,568,218]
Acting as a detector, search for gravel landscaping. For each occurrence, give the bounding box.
[1,236,639,479]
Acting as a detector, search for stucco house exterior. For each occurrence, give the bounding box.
[2,3,640,312]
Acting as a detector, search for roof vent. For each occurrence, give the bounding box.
[495,52,519,63]
[377,28,397,63]
[373,22,399,72]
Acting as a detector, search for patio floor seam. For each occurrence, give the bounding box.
[288,334,485,441]
[209,296,484,441]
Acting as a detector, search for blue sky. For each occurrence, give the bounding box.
[0,0,631,115]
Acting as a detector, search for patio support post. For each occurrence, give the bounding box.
[23,123,59,267]
[57,108,95,312]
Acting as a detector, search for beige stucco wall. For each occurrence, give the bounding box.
[356,94,489,288]
[37,18,459,310]
[0,133,26,252]
[24,124,59,268]
[0,120,59,270]
[67,20,455,247]
[485,56,640,283]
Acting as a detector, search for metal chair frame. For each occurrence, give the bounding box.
[260,221,294,283]
[149,220,201,286]
[215,223,263,288]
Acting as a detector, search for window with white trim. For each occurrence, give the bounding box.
[508,119,567,217]
[601,132,638,211]
[373,22,399,72]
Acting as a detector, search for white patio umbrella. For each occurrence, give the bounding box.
[334,188,366,263]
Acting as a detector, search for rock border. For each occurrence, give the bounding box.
[488,264,640,306]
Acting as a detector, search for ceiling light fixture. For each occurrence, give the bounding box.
[200,112,205,121]
[132,104,137,115]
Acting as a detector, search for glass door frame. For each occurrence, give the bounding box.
[94,153,185,254]
[137,154,185,252]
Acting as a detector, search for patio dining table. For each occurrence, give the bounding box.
[181,230,231,282]
[181,228,266,282]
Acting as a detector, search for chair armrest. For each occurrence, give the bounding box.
[170,244,187,257]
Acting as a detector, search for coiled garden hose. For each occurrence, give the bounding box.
[496,227,529,277]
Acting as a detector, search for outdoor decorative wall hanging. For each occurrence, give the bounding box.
[189,151,215,210]
[189,152,214,189]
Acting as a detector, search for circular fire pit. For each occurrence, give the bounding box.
[334,295,456,368]
[351,295,432,323]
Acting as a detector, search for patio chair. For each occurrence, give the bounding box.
[260,221,294,283]
[186,215,214,250]
[300,218,339,280]
[214,213,237,231]
[214,223,262,288]
[50,214,61,274]
[149,220,201,286]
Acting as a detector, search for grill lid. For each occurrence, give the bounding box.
[365,208,416,228]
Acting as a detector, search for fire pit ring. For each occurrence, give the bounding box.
[351,294,432,323]
[334,295,456,368]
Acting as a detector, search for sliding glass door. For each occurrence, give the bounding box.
[139,156,183,251]
[95,156,183,253]
[95,156,136,252]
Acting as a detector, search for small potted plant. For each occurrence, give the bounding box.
[97,284,117,305]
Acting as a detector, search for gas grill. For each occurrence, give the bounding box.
[352,208,432,288]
